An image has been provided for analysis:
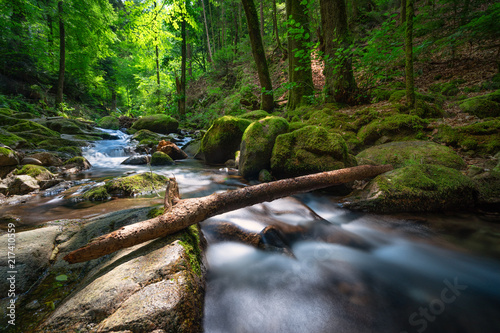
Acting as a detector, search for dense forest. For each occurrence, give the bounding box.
[1,0,498,125]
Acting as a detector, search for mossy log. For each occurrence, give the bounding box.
[64,164,392,264]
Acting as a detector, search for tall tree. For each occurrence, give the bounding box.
[200,0,213,63]
[241,0,274,111]
[286,0,314,110]
[405,0,415,108]
[179,13,187,118]
[272,0,285,54]
[401,0,406,25]
[55,0,65,108]
[320,0,357,104]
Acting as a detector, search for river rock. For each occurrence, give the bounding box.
[121,155,150,165]
[3,207,206,333]
[28,152,63,166]
[239,116,289,179]
[270,125,357,179]
[0,147,19,167]
[63,156,92,171]
[131,114,179,134]
[357,114,427,145]
[151,151,175,166]
[157,140,188,160]
[200,116,252,165]
[356,141,466,170]
[3,175,40,195]
[21,157,43,166]
[343,164,478,213]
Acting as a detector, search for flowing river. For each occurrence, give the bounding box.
[2,129,500,333]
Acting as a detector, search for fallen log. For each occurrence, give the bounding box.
[64,164,392,264]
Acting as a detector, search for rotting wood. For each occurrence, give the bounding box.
[64,164,392,264]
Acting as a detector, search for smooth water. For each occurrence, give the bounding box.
[1,129,499,332]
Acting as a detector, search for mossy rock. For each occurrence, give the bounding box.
[45,118,90,134]
[459,98,500,118]
[0,128,27,148]
[131,114,179,134]
[306,110,357,132]
[63,156,91,169]
[434,120,500,154]
[14,164,53,181]
[399,100,444,119]
[82,187,110,201]
[239,110,270,121]
[13,112,35,119]
[132,129,163,143]
[0,112,20,126]
[389,90,442,105]
[98,116,120,130]
[200,116,252,164]
[0,147,19,166]
[357,114,428,145]
[270,125,356,179]
[429,82,459,96]
[239,116,289,179]
[288,121,308,132]
[38,137,88,150]
[151,151,175,166]
[471,170,500,209]
[372,88,396,102]
[356,141,465,170]
[344,164,478,213]
[0,108,14,116]
[105,172,168,196]
[57,146,82,158]
[7,120,59,138]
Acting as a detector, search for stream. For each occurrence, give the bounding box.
[2,129,500,333]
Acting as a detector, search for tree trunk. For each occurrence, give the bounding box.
[234,2,240,55]
[180,17,187,118]
[405,0,415,108]
[260,0,265,40]
[55,0,65,108]
[187,29,192,77]
[286,0,314,110]
[401,0,406,25]
[64,164,393,264]
[320,0,357,104]
[111,88,117,112]
[241,0,274,111]
[272,0,285,54]
[201,0,213,63]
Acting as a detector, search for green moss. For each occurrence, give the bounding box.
[151,151,175,166]
[429,82,459,96]
[178,224,203,277]
[82,187,110,201]
[0,128,27,148]
[305,110,357,132]
[434,120,500,154]
[131,114,179,134]
[98,116,120,130]
[38,138,87,150]
[57,146,82,157]
[459,98,500,118]
[7,120,59,137]
[271,125,355,179]
[399,100,444,119]
[239,116,289,179]
[348,164,478,212]
[132,129,163,143]
[147,206,165,218]
[201,116,252,164]
[0,113,20,126]
[0,147,14,156]
[357,114,428,145]
[239,110,270,120]
[0,108,14,116]
[14,164,53,180]
[105,172,168,196]
[389,89,443,105]
[288,121,307,132]
[45,119,88,134]
[63,156,87,166]
[356,141,465,170]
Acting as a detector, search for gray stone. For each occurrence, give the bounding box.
[7,175,40,195]
[121,155,150,165]
[21,157,43,166]
[0,148,18,167]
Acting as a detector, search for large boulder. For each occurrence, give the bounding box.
[151,151,175,166]
[157,140,188,160]
[28,152,63,167]
[270,125,356,179]
[200,116,252,165]
[14,164,54,181]
[132,129,163,146]
[131,114,179,134]
[0,128,27,148]
[357,114,428,146]
[44,118,91,134]
[459,99,500,118]
[0,207,206,333]
[239,116,289,179]
[1,175,40,195]
[356,141,466,170]
[0,147,19,167]
[343,164,478,213]
[97,116,120,130]
[106,172,168,196]
[121,155,150,165]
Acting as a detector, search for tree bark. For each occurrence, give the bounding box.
[201,0,213,63]
[405,0,415,109]
[320,0,357,104]
[272,0,285,55]
[63,164,392,264]
[260,0,265,40]
[241,0,274,111]
[55,0,65,108]
[286,0,314,110]
[180,16,187,118]
[400,0,406,25]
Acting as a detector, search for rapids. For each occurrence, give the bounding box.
[1,129,499,333]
